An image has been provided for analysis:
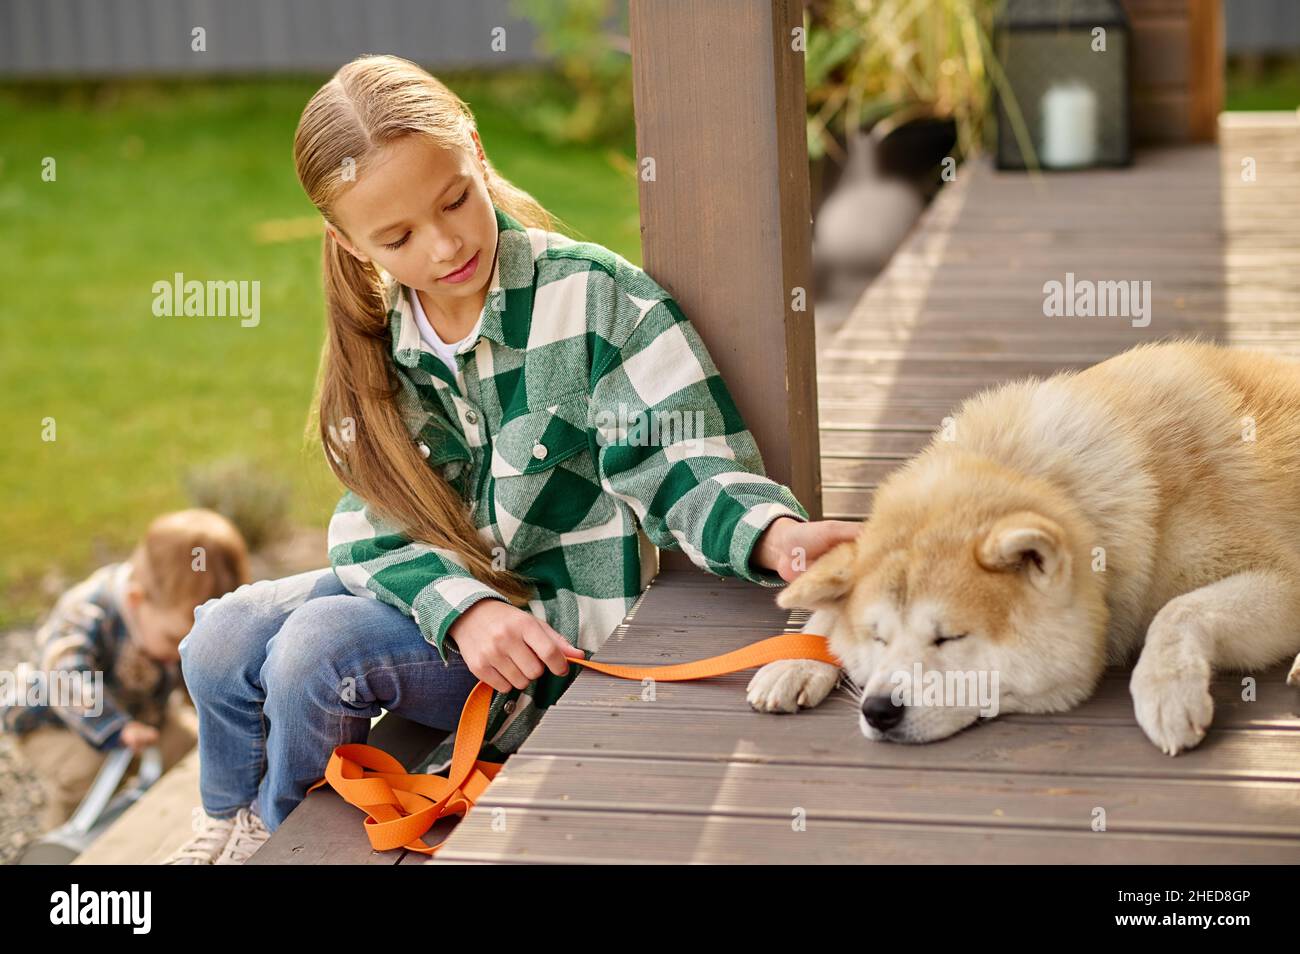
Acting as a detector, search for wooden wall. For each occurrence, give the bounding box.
[1121,0,1224,142]
[0,0,547,77]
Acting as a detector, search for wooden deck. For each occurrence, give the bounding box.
[820,111,1300,517]
[254,114,1300,864]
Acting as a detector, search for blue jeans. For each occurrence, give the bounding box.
[177,566,481,833]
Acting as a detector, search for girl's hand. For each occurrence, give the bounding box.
[120,720,160,754]
[752,517,862,584]
[448,599,586,693]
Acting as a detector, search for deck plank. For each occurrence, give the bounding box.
[424,811,1300,864]
[445,757,1300,839]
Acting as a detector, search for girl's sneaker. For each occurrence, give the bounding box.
[161,809,238,864]
[214,806,271,864]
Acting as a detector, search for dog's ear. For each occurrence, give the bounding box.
[976,511,1071,594]
[776,538,862,611]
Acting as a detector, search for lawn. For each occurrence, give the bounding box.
[1226,59,1300,111]
[0,69,640,627]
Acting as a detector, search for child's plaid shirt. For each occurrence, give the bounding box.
[328,204,810,774]
[1,562,180,751]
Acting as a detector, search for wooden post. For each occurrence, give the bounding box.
[1122,0,1224,143]
[629,0,822,571]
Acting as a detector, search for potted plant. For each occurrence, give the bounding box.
[804,0,1016,213]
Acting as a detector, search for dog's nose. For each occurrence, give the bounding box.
[862,695,905,731]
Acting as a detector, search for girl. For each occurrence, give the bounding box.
[164,54,859,865]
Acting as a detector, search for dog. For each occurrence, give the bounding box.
[748,340,1300,755]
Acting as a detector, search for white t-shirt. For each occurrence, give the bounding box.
[408,286,477,376]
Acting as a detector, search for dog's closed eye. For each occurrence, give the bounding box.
[856,621,885,645]
[933,632,969,647]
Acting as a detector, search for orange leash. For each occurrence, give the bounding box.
[306,632,838,855]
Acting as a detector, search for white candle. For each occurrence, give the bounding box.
[1040,80,1099,168]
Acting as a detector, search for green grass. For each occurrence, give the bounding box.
[0,70,640,627]
[1225,60,1300,111]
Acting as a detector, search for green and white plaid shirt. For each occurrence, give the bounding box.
[328,203,809,774]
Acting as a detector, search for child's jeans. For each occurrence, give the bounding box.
[177,565,481,833]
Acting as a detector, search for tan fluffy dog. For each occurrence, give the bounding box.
[750,340,1300,755]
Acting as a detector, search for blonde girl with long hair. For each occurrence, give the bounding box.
[165,54,858,864]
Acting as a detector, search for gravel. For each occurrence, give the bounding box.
[1,626,47,865]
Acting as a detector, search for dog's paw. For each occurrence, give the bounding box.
[1130,646,1214,756]
[746,659,841,713]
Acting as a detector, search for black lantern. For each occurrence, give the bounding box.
[994,0,1131,170]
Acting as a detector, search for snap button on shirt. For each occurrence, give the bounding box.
[418,442,431,459]
[532,442,548,460]
[464,409,478,425]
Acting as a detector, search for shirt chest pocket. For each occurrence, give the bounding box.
[489,392,615,539]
